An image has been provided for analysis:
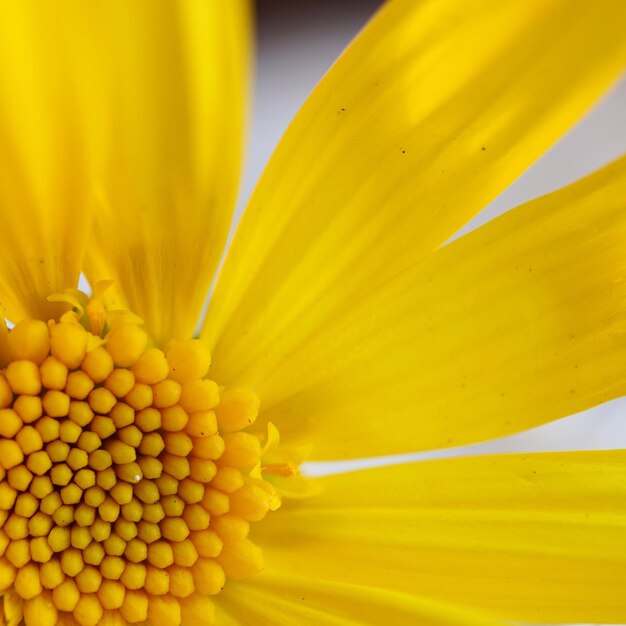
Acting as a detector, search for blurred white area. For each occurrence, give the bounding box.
[239,1,382,211]
[240,1,626,469]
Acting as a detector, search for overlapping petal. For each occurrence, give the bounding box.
[225,155,626,459]
[204,0,626,394]
[254,450,626,622]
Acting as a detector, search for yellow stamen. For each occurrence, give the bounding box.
[14,562,43,599]
[125,383,153,410]
[122,519,144,542]
[30,536,53,563]
[34,416,60,442]
[152,379,182,409]
[8,320,50,364]
[262,461,301,477]
[201,488,230,517]
[50,463,73,487]
[178,478,205,504]
[42,390,70,417]
[185,410,217,438]
[49,322,88,369]
[66,448,88,471]
[29,476,54,500]
[69,401,94,428]
[110,482,133,505]
[98,579,125,609]
[61,548,85,577]
[39,559,64,589]
[5,514,28,539]
[116,462,143,484]
[117,424,142,447]
[165,340,211,383]
[167,565,194,598]
[161,405,189,431]
[39,357,68,391]
[183,503,211,530]
[161,454,190,481]
[73,592,103,626]
[7,465,33,492]
[121,499,143,523]
[142,502,165,524]
[0,440,24,470]
[137,456,162,479]
[5,538,30,567]
[103,533,125,556]
[215,387,260,432]
[148,593,181,626]
[6,360,41,395]
[13,394,42,423]
[84,486,106,508]
[71,527,92,550]
[15,493,39,517]
[154,473,178,496]
[100,555,125,580]
[83,542,105,566]
[88,387,116,414]
[220,432,263,467]
[120,562,146,590]
[28,512,53,536]
[190,529,223,558]
[23,592,58,626]
[191,558,225,595]
[81,347,114,384]
[75,565,102,594]
[90,416,116,440]
[65,371,95,400]
[171,539,198,568]
[115,518,138,542]
[104,369,135,399]
[179,378,220,413]
[17,426,44,455]
[212,466,245,493]
[106,324,147,368]
[124,538,147,563]
[0,409,22,438]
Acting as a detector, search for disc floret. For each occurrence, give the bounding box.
[0,293,282,626]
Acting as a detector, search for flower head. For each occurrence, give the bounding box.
[0,1,626,625]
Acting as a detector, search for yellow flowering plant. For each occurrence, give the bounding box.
[0,1,625,625]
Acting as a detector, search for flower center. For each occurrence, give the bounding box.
[0,291,284,626]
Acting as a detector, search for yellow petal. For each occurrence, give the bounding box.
[203,0,626,381]
[0,3,95,321]
[229,154,626,459]
[80,0,251,344]
[217,571,503,626]
[255,450,626,623]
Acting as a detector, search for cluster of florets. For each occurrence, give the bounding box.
[0,310,279,626]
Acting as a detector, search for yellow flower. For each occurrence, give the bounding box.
[0,0,625,625]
